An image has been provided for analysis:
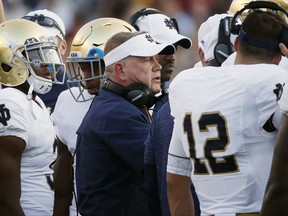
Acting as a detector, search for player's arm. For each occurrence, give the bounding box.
[261,114,288,215]
[167,115,194,216]
[167,172,194,216]
[53,138,73,216]
[0,136,25,216]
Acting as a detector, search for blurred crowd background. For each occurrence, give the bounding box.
[4,0,233,78]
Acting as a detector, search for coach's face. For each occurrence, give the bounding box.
[122,55,162,94]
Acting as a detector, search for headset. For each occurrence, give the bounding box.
[129,8,179,33]
[214,16,234,66]
[103,79,154,107]
[230,1,288,48]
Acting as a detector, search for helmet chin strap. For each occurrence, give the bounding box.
[25,77,38,119]
[27,75,53,97]
[27,77,34,101]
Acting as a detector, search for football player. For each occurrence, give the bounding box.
[261,42,288,215]
[22,9,68,114]
[167,5,288,216]
[0,19,65,215]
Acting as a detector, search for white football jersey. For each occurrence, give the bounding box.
[0,87,56,215]
[51,87,93,155]
[222,52,288,71]
[167,64,287,215]
[51,87,93,215]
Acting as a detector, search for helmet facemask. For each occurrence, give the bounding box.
[24,36,65,85]
[4,32,65,95]
[67,48,104,102]
[65,18,136,102]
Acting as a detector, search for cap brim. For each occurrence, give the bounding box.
[135,13,192,49]
[104,33,175,66]
[158,44,176,55]
[152,32,192,49]
[175,38,192,49]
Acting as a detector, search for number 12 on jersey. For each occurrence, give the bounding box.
[183,112,239,175]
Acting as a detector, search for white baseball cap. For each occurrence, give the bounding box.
[22,9,65,40]
[104,33,175,66]
[198,13,233,62]
[131,8,192,49]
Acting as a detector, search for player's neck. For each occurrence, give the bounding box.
[234,54,277,65]
[16,82,37,100]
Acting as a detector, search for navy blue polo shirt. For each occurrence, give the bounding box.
[76,88,151,216]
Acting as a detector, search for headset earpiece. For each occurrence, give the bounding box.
[125,84,153,106]
[214,16,233,66]
[103,79,153,107]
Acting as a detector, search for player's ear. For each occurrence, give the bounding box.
[273,53,282,65]
[114,61,127,81]
[198,48,205,62]
[234,37,239,52]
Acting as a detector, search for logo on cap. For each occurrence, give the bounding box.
[164,19,176,30]
[145,34,154,43]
